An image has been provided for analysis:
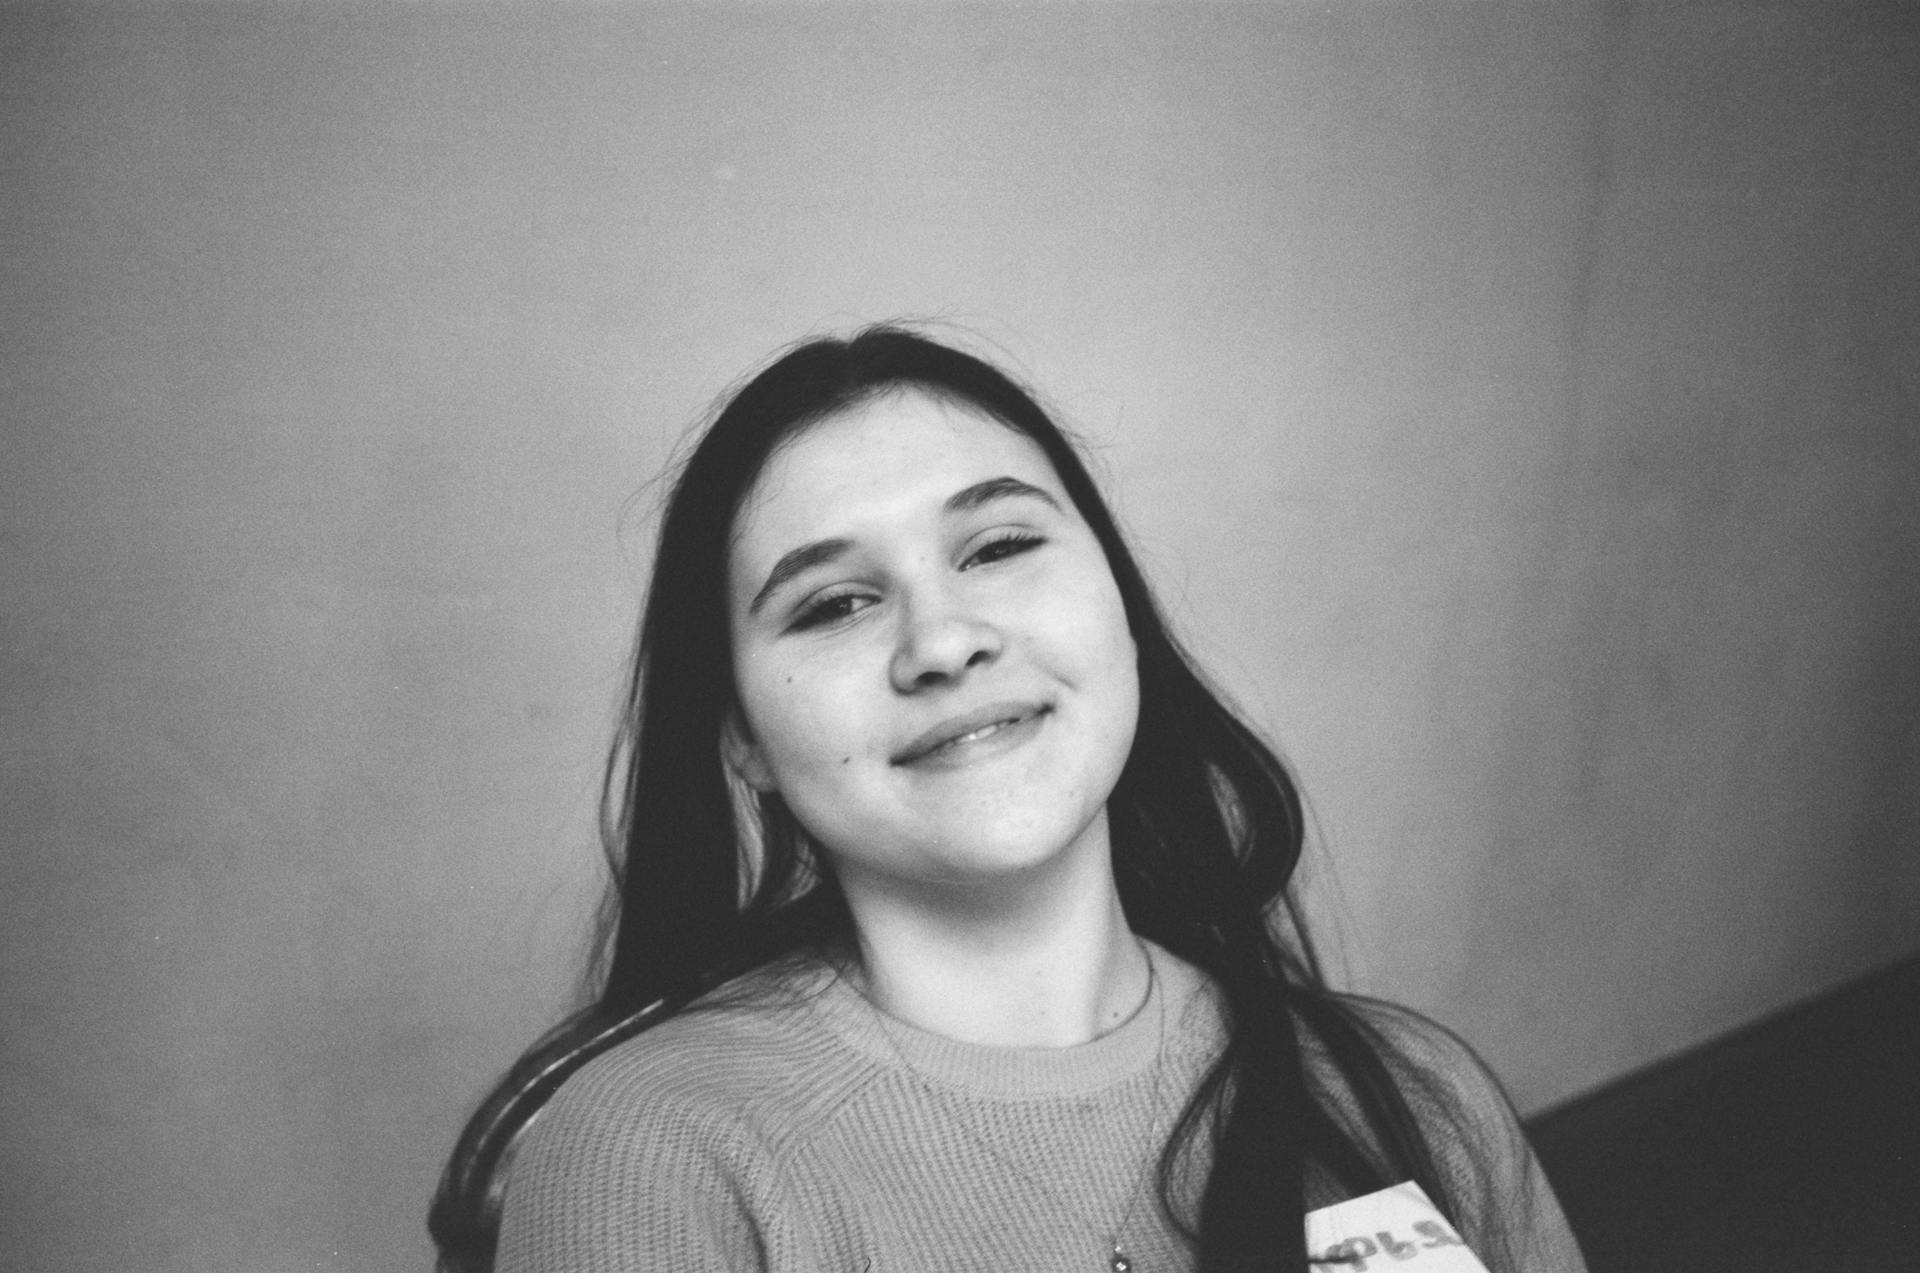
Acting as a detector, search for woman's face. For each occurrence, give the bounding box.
[725,389,1139,899]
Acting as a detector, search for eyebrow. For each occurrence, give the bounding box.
[746,475,1063,616]
[943,475,1061,516]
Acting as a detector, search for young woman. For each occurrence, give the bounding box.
[429,327,1587,1273]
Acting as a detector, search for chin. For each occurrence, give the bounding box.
[925,808,1111,882]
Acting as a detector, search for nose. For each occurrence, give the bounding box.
[888,592,1002,693]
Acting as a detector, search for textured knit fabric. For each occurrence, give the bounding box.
[497,943,1587,1273]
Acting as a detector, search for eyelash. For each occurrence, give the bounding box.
[789,590,869,631]
[786,532,1049,632]
[963,530,1046,569]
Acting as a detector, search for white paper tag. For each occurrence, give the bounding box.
[1304,1182,1491,1271]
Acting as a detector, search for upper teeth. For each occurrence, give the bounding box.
[947,718,1014,749]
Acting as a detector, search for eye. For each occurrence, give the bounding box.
[962,531,1046,569]
[788,589,875,632]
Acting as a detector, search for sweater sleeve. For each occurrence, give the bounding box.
[1348,1001,1589,1273]
[494,1058,795,1273]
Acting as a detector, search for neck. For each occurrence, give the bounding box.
[838,842,1149,1048]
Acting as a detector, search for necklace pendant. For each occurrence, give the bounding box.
[1110,1249,1132,1273]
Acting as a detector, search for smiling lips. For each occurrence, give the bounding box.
[891,702,1052,768]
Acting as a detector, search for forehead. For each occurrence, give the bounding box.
[733,390,1062,548]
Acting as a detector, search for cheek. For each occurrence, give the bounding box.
[1079,583,1141,747]
[1052,565,1136,682]
[736,655,868,780]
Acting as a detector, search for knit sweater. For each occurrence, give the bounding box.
[497,943,1587,1273]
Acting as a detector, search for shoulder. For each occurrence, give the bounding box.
[1318,995,1483,1064]
[1303,995,1589,1273]
[528,965,876,1163]
[496,968,880,1272]
[1305,998,1512,1128]
[1301,995,1531,1178]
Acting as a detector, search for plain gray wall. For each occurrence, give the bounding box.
[4,3,1916,1270]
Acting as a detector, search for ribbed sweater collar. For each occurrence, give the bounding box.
[803,940,1210,1100]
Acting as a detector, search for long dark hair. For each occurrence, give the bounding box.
[431,326,1475,1272]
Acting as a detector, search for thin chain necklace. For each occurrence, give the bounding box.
[846,945,1170,1273]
